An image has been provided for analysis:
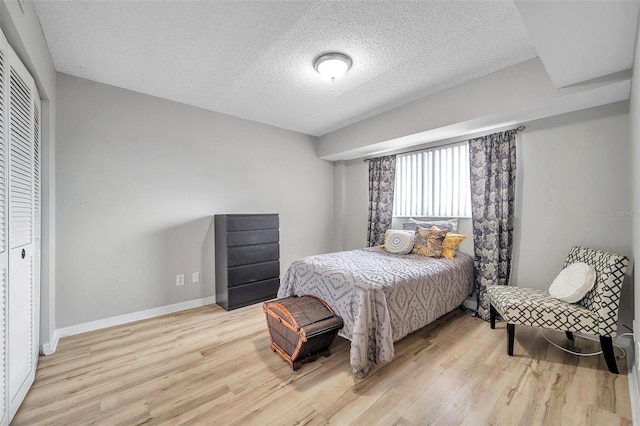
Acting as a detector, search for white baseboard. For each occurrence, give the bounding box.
[52,296,217,347]
[40,329,59,355]
[627,348,640,425]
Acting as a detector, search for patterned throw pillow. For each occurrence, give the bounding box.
[402,218,459,232]
[441,233,467,259]
[383,230,416,255]
[411,226,448,257]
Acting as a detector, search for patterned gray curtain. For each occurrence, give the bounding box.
[367,155,396,247]
[469,129,517,320]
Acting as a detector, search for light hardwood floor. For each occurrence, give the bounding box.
[14,303,632,425]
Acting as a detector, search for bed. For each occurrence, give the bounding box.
[277,246,474,377]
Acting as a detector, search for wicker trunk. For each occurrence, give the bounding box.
[263,295,344,371]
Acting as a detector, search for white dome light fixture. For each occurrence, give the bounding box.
[313,52,352,81]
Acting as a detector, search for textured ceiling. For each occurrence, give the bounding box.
[34,0,537,137]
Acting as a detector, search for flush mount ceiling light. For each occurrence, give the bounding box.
[313,52,352,81]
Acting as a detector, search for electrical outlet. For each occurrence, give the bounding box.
[176,274,185,286]
[192,272,200,284]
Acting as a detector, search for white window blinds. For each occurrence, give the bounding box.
[393,141,472,218]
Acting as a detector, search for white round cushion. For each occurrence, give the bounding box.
[383,230,415,255]
[548,262,596,303]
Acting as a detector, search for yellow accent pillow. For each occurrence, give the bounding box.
[441,233,467,259]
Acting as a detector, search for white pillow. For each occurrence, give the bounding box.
[383,230,416,255]
[548,262,596,303]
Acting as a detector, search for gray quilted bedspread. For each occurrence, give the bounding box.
[278,247,474,377]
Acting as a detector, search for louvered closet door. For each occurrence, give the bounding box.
[7,47,36,421]
[32,98,40,379]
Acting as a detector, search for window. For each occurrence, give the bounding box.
[393,141,471,218]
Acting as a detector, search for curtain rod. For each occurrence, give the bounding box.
[363,125,526,162]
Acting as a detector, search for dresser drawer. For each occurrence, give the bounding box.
[215,213,281,311]
[228,243,279,267]
[227,229,279,247]
[226,215,278,231]
[228,261,280,286]
[228,278,280,310]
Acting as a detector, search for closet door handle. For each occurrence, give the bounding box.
[21,248,25,259]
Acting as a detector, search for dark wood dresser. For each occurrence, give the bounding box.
[214,214,280,311]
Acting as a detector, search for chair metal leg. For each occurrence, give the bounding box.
[490,304,497,329]
[599,336,618,374]
[507,323,514,356]
[565,331,574,341]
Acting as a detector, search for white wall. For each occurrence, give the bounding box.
[511,102,633,329]
[342,158,368,249]
[512,102,631,288]
[318,57,630,161]
[333,161,347,250]
[56,73,335,328]
[339,102,633,329]
[629,5,640,386]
